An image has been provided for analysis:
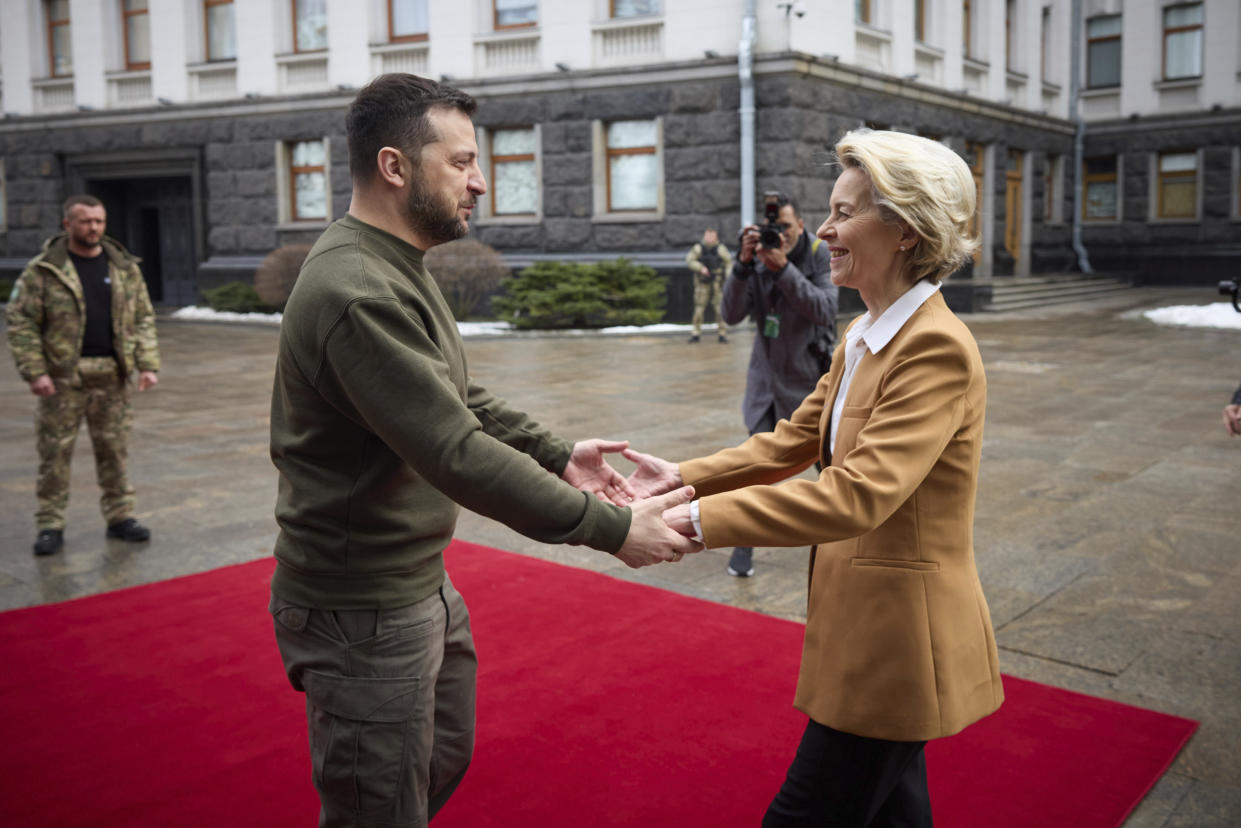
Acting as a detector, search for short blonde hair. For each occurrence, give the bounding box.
[834,129,978,282]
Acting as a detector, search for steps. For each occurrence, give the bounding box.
[981,274,1133,312]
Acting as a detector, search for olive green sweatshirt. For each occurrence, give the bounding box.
[270,214,631,609]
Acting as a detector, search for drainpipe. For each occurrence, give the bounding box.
[739,0,757,227]
[1069,0,1093,273]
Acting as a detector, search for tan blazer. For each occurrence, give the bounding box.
[680,291,1003,742]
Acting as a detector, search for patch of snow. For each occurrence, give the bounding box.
[169,306,697,337]
[1142,303,1241,331]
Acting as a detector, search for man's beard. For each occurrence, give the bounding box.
[68,229,102,249]
[406,177,470,246]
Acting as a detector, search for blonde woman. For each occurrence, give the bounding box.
[628,130,1003,825]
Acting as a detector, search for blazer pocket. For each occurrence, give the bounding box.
[850,557,941,572]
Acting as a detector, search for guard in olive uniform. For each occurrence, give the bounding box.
[685,227,732,343]
[6,194,160,556]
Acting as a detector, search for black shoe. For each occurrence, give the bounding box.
[33,529,63,556]
[687,335,701,343]
[718,334,729,343]
[106,518,151,542]
[727,547,755,577]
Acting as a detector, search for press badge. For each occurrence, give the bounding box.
[763,313,781,338]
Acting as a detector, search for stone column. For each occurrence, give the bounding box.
[68,0,106,109]
[150,0,188,102]
[328,0,370,90]
[1,0,35,114]
[236,0,278,96]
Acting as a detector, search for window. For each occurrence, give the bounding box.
[611,0,660,17]
[856,0,871,26]
[600,119,660,213]
[205,0,236,61]
[1163,3,1203,80]
[962,0,973,58]
[495,0,537,30]
[0,160,7,232]
[1156,151,1197,218]
[389,0,428,41]
[1086,15,1121,88]
[46,0,72,77]
[1044,154,1061,223]
[490,128,538,216]
[287,140,328,221]
[122,0,151,70]
[293,0,328,52]
[915,0,926,42]
[1082,156,1118,221]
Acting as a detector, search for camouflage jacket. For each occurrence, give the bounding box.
[5,233,160,383]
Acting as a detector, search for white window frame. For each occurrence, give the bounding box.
[475,124,543,224]
[1149,148,1201,223]
[276,138,333,227]
[591,118,664,222]
[1082,153,1123,224]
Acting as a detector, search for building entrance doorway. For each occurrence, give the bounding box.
[89,177,196,305]
[65,149,204,307]
[1004,149,1023,270]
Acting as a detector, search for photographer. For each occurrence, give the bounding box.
[719,192,838,577]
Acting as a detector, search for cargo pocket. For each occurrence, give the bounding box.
[302,669,422,816]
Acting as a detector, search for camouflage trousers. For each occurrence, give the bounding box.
[692,276,726,337]
[35,356,134,530]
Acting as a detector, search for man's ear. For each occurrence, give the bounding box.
[376,146,409,188]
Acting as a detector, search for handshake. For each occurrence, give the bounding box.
[562,439,704,569]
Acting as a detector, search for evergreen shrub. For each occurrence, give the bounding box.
[492,259,666,330]
[0,278,12,303]
[203,281,278,314]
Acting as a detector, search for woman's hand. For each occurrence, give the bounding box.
[622,448,683,499]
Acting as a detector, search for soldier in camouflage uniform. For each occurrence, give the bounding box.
[5,194,160,555]
[685,227,732,343]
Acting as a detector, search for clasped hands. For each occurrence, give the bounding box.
[561,439,701,569]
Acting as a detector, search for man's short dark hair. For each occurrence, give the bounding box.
[62,194,103,219]
[767,191,800,218]
[346,73,478,184]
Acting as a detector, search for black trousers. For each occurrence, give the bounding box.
[763,719,932,828]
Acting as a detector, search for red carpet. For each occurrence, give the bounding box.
[0,541,1195,827]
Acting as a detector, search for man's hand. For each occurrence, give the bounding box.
[29,375,56,397]
[738,226,759,263]
[1224,404,1241,437]
[621,448,682,499]
[756,245,788,274]
[615,486,704,569]
[700,265,711,277]
[563,439,636,506]
[138,371,159,392]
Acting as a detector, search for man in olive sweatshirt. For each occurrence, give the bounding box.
[268,74,700,828]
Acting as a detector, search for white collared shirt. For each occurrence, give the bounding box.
[688,279,941,542]
[830,279,941,456]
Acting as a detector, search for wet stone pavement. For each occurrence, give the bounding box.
[1,287,1238,826]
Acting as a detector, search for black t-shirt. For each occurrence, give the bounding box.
[69,251,115,358]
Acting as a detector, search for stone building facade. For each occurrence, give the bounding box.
[0,0,1236,314]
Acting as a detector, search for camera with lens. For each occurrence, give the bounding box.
[1220,279,1240,313]
[759,191,788,249]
